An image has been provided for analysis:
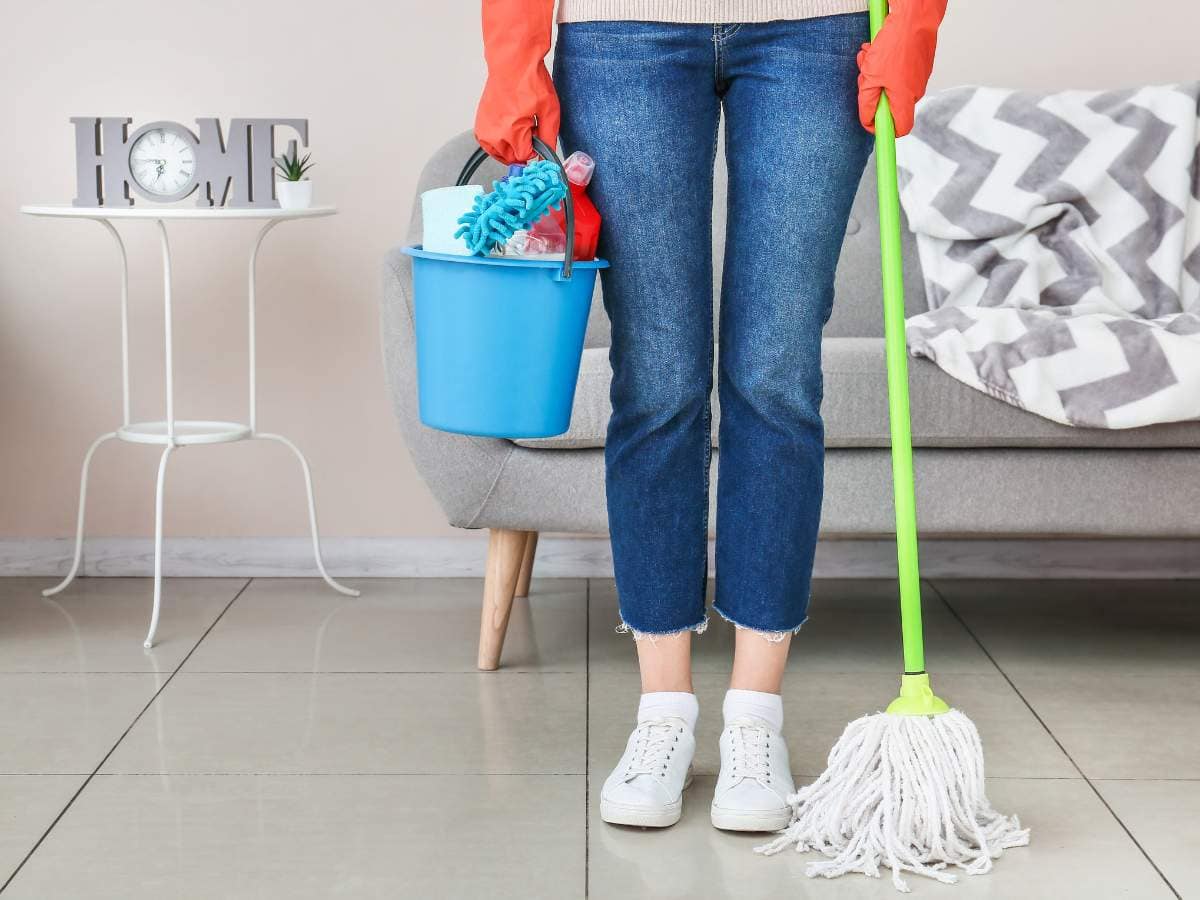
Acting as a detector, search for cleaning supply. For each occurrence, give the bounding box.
[454,159,567,256]
[756,0,1027,890]
[475,0,559,165]
[404,134,608,438]
[533,150,601,261]
[505,219,566,258]
[856,0,948,137]
[420,185,484,255]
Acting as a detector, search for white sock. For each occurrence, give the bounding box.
[723,689,783,732]
[638,691,699,732]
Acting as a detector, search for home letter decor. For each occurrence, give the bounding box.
[70,117,309,208]
[72,117,134,208]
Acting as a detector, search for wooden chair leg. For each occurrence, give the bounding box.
[478,528,528,670]
[514,531,538,599]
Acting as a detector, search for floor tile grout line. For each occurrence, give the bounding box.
[0,668,1021,676]
[918,577,1006,679]
[584,577,590,900]
[152,670,584,676]
[924,578,1182,900]
[0,576,253,896]
[43,771,586,778]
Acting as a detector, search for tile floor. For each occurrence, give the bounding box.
[0,575,1196,899]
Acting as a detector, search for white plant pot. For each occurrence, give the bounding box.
[277,180,313,210]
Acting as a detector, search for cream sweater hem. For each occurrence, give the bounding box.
[557,0,869,24]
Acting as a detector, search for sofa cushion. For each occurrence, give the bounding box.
[514,338,1200,450]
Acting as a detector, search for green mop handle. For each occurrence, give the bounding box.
[869,0,926,676]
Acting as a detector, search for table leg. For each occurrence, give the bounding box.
[143,444,176,649]
[95,219,131,427]
[248,219,280,433]
[247,219,358,600]
[42,432,118,597]
[44,218,130,598]
[255,432,359,597]
[143,219,179,648]
[157,220,176,443]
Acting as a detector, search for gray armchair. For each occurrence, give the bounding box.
[383,131,1200,670]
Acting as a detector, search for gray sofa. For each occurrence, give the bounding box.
[383,131,1200,669]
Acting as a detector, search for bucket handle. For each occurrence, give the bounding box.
[456,136,576,281]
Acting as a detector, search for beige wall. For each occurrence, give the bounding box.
[2,1,1195,542]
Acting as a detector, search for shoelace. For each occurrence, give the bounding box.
[623,719,682,781]
[728,721,773,784]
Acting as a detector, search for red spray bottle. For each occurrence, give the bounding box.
[534,151,601,261]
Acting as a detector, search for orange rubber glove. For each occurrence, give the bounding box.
[475,0,560,165]
[857,0,948,137]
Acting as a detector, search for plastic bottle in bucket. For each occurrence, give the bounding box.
[532,151,601,261]
[505,222,565,258]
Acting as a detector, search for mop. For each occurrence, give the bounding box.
[755,0,1029,890]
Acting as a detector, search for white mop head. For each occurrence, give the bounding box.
[756,709,1029,892]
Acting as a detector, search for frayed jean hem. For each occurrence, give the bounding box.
[711,604,807,643]
[615,615,709,643]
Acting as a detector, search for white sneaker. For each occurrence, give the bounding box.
[710,716,795,832]
[600,717,695,828]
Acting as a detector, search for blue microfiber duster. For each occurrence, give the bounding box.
[455,160,568,256]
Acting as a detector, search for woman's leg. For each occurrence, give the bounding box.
[636,633,693,693]
[708,15,874,832]
[730,630,790,693]
[716,13,873,658]
[556,23,720,648]
[555,21,720,827]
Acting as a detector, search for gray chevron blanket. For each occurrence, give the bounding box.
[897,84,1200,428]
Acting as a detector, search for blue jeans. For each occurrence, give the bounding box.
[553,16,872,636]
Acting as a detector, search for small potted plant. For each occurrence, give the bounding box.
[274,148,314,210]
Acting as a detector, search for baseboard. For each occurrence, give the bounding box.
[2,536,1199,579]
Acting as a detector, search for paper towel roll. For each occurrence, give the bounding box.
[421,185,483,255]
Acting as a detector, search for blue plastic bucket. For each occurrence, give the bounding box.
[406,135,610,439]
[404,246,608,438]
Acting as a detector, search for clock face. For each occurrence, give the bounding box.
[127,126,197,200]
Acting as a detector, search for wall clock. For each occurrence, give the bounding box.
[71,116,308,208]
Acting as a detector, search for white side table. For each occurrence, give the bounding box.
[21,204,360,648]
